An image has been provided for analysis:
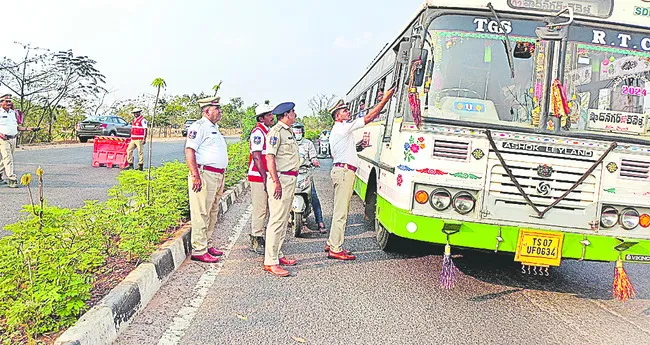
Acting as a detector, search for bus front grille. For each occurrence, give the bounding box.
[488,163,598,210]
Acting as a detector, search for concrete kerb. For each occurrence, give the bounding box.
[54,178,250,345]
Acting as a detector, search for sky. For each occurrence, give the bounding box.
[1,0,424,117]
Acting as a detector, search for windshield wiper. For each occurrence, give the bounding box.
[487,2,515,78]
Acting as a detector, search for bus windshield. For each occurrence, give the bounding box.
[564,24,650,137]
[423,15,542,129]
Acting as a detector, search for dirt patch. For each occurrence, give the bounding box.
[86,254,138,309]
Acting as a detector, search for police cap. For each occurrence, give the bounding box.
[272,102,295,116]
[329,99,349,119]
[198,96,221,109]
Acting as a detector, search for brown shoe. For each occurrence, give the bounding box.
[279,257,297,266]
[264,264,290,277]
[324,245,352,255]
[191,253,219,263]
[328,250,356,261]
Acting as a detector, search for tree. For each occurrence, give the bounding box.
[212,80,223,96]
[0,44,106,142]
[220,97,247,129]
[241,100,267,141]
[302,93,336,134]
[148,77,166,202]
[308,93,336,117]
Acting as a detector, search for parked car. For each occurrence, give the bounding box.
[182,119,198,137]
[76,116,131,143]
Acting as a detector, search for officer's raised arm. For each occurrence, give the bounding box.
[363,86,395,124]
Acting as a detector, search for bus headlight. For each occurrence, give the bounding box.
[600,206,618,229]
[429,188,452,211]
[452,191,475,215]
[620,208,640,230]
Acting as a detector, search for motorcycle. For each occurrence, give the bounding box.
[317,130,330,158]
[289,156,314,237]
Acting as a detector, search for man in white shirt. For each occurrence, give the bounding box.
[185,96,229,263]
[0,94,39,188]
[325,87,394,260]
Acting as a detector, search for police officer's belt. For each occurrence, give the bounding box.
[280,171,298,176]
[333,163,357,172]
[198,164,225,174]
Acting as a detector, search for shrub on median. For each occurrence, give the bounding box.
[0,141,248,342]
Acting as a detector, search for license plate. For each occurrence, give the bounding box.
[514,229,564,267]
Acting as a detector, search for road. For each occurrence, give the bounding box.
[114,159,650,345]
[0,137,239,236]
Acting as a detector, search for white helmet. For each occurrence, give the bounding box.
[255,103,274,117]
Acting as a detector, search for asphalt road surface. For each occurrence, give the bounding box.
[0,137,239,236]
[115,159,650,345]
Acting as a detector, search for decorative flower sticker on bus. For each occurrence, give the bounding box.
[403,136,426,162]
[450,172,481,180]
[396,174,403,187]
[397,165,414,171]
[417,168,448,176]
[606,162,618,173]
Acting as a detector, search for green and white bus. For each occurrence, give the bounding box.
[347,0,650,273]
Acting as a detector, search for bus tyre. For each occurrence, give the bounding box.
[364,172,377,221]
[375,218,400,252]
[292,212,303,238]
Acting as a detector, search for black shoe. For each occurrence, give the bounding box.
[8,179,17,188]
[0,178,6,185]
[138,164,144,171]
[123,163,133,170]
[249,235,265,255]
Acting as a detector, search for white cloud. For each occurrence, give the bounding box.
[333,31,373,49]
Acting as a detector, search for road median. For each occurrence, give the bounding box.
[54,178,249,345]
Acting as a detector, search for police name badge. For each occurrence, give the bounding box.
[253,135,262,145]
[188,130,197,139]
[269,136,278,146]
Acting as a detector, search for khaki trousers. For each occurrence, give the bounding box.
[188,169,225,255]
[0,137,16,181]
[264,174,296,266]
[250,181,268,237]
[327,166,356,253]
[126,139,145,165]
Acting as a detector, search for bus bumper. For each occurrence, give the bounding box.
[376,195,650,264]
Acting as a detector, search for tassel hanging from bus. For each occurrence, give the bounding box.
[612,256,635,301]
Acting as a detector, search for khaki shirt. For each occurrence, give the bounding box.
[266,121,299,173]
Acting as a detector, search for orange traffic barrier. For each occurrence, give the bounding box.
[92,136,131,168]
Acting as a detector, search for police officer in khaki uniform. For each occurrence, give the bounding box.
[247,103,275,255]
[263,102,300,277]
[0,94,39,188]
[185,96,228,263]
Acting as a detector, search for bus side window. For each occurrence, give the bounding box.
[377,75,390,122]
